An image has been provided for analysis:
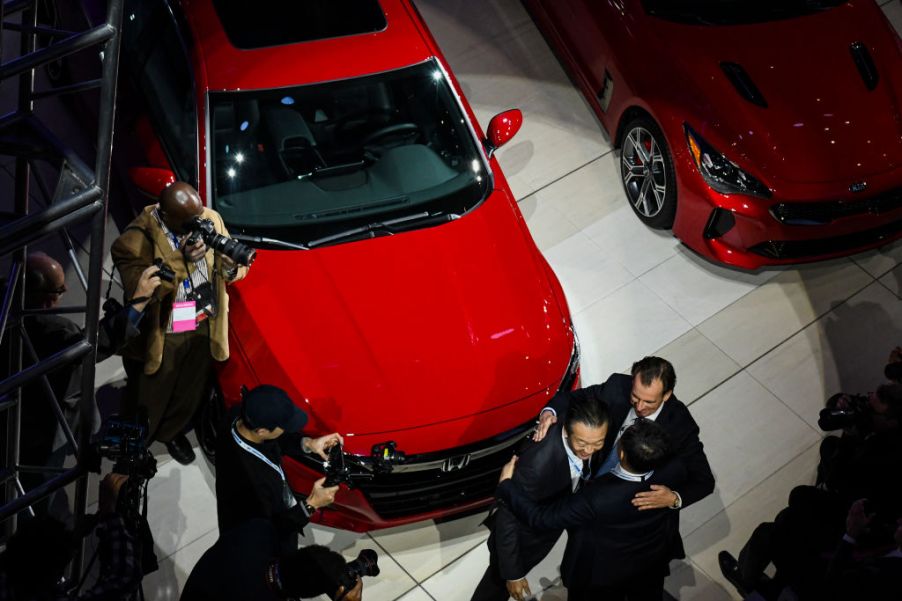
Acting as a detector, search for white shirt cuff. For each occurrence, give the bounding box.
[671,491,683,509]
[541,407,556,417]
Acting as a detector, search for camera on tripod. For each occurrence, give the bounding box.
[94,415,157,483]
[184,216,256,266]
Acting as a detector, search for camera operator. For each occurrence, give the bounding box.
[0,253,160,520]
[817,383,902,507]
[216,385,342,554]
[111,182,251,465]
[0,473,142,600]
[180,519,369,601]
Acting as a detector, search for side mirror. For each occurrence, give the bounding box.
[128,167,176,198]
[485,109,522,158]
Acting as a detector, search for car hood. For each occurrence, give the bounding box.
[658,2,902,186]
[229,192,571,436]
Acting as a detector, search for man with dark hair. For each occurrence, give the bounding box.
[498,419,684,601]
[180,519,364,601]
[471,397,609,601]
[112,182,249,464]
[215,385,343,554]
[534,356,713,539]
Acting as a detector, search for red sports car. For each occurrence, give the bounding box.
[524,0,902,269]
[115,0,577,531]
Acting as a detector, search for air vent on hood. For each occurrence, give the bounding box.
[720,62,767,108]
[850,41,879,91]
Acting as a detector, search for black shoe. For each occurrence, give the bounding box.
[165,434,196,465]
[718,551,749,597]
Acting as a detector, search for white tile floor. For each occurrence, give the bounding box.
[122,1,902,599]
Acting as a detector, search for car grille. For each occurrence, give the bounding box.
[770,188,902,225]
[356,421,534,520]
[750,217,902,260]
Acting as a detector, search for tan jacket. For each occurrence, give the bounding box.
[111,205,249,374]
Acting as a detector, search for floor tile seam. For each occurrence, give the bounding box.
[633,253,764,329]
[409,536,489,588]
[849,254,897,281]
[874,275,902,301]
[679,437,822,541]
[566,276,635,315]
[742,367,824,439]
[568,274,688,326]
[514,150,612,206]
[152,524,218,564]
[392,584,435,601]
[693,262,879,372]
[365,531,424,589]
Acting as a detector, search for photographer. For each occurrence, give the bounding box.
[111,182,251,464]
[0,473,142,600]
[180,519,368,601]
[817,383,902,507]
[215,385,342,554]
[0,253,160,519]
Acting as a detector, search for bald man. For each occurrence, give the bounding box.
[0,252,159,517]
[111,183,249,464]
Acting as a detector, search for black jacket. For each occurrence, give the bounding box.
[497,462,687,589]
[549,373,714,507]
[491,422,574,580]
[215,408,310,552]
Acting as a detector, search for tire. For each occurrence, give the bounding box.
[619,116,677,229]
[195,383,225,467]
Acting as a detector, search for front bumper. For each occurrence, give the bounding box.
[673,168,902,270]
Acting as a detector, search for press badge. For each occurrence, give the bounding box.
[171,300,197,332]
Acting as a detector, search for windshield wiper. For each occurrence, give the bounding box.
[307,211,460,248]
[232,234,309,250]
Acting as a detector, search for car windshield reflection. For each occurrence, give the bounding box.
[209,60,489,245]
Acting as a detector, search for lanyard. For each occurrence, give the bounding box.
[166,231,193,293]
[231,420,286,482]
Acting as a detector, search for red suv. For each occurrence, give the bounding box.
[115,0,577,531]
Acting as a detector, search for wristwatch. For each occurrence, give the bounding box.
[304,502,317,516]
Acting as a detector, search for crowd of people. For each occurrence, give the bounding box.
[0,182,362,600]
[3,178,899,601]
[716,350,902,600]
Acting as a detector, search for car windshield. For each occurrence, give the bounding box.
[209,60,489,244]
[641,0,848,25]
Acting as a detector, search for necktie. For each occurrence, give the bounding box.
[576,459,590,491]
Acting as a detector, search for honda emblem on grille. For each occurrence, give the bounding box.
[849,181,868,193]
[441,454,471,472]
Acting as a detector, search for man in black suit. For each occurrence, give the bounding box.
[471,397,609,601]
[497,419,686,601]
[535,356,714,517]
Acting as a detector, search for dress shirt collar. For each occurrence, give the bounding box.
[612,462,653,482]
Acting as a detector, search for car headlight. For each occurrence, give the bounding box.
[684,124,770,198]
[558,325,581,393]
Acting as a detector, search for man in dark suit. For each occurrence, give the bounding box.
[471,397,609,601]
[535,356,714,518]
[497,419,686,601]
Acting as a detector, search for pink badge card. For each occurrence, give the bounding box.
[171,300,197,333]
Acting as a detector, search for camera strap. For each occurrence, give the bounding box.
[231,420,298,508]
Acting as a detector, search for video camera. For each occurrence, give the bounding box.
[184,216,256,266]
[322,442,406,487]
[819,392,872,432]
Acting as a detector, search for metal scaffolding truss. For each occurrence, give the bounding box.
[0,0,124,549]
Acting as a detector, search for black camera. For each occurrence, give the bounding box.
[184,216,256,266]
[94,415,157,482]
[818,392,871,432]
[152,258,176,283]
[322,442,405,487]
[338,549,380,594]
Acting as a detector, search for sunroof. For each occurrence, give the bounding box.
[211,0,387,49]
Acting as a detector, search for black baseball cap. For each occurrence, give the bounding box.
[241,385,307,432]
